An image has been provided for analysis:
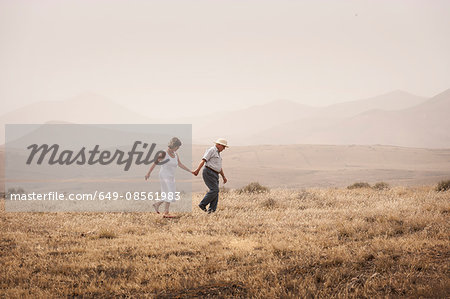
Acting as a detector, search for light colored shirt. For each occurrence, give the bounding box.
[202,145,222,172]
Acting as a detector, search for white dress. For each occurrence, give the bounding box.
[158,151,178,202]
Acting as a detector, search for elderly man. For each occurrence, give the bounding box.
[193,138,228,213]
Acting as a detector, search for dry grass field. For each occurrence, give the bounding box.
[1,185,449,298]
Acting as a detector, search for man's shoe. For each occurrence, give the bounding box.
[207,210,215,214]
[198,204,207,212]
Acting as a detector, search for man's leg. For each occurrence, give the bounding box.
[199,168,219,210]
[208,191,219,213]
[206,171,220,212]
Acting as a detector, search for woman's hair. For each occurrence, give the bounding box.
[168,137,182,149]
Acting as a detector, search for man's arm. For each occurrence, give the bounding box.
[192,159,206,176]
[219,168,227,184]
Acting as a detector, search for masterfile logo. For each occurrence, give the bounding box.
[26,141,168,171]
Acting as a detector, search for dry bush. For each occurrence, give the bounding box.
[436,179,450,192]
[237,182,270,194]
[7,187,26,195]
[261,197,276,209]
[98,230,117,239]
[347,182,371,189]
[373,182,390,190]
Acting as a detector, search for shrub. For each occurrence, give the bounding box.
[6,187,26,197]
[297,190,311,200]
[347,182,371,189]
[261,197,276,209]
[436,180,450,192]
[373,182,390,190]
[237,182,270,194]
[98,230,117,239]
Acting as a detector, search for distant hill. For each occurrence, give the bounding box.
[191,99,319,145]
[316,90,427,118]
[229,89,449,148]
[300,89,450,148]
[0,92,152,143]
[190,90,428,145]
[1,89,448,148]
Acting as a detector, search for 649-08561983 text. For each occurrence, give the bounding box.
[8,191,181,201]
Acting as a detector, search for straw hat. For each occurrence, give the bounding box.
[214,138,229,147]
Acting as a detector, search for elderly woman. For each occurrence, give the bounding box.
[145,137,192,218]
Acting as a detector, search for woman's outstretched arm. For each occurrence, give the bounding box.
[177,156,194,173]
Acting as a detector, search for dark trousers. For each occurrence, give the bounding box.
[199,167,219,212]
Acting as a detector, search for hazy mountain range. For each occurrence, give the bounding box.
[1,89,449,148]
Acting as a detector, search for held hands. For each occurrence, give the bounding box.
[190,167,226,182]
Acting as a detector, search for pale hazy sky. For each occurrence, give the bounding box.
[1,0,449,118]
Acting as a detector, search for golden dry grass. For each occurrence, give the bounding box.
[1,186,449,298]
